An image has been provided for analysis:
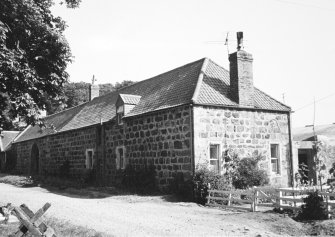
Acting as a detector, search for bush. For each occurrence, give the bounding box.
[297,191,328,220]
[121,164,157,193]
[193,164,230,205]
[232,155,269,189]
[169,172,194,202]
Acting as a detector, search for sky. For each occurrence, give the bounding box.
[51,0,335,128]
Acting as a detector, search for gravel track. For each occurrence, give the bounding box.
[0,183,304,236]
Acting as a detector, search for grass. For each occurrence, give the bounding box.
[0,216,112,237]
[0,174,35,187]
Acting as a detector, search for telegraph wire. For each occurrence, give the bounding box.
[273,0,335,12]
[294,92,335,112]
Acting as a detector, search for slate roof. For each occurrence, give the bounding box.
[15,57,291,143]
[293,124,335,141]
[0,131,20,151]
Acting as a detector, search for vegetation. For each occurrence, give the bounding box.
[0,0,81,129]
[0,216,109,237]
[192,163,230,204]
[0,0,135,130]
[45,80,136,115]
[170,151,269,204]
[295,163,309,186]
[313,140,330,189]
[231,155,269,189]
[297,191,328,220]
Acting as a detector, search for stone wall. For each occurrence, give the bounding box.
[14,126,98,177]
[193,105,291,187]
[104,105,193,187]
[14,105,192,189]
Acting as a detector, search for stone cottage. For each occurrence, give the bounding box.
[11,40,293,188]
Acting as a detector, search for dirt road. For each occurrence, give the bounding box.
[0,183,304,236]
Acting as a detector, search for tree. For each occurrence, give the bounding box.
[313,139,330,189]
[0,0,80,129]
[114,80,135,90]
[43,80,137,115]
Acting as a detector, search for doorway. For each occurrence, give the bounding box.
[298,149,316,185]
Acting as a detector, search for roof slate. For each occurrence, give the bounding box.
[15,57,291,143]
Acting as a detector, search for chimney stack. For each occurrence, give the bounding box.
[229,32,254,107]
[89,75,99,101]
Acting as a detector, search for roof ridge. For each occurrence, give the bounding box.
[110,58,207,94]
[254,87,291,111]
[207,58,230,75]
[42,100,89,120]
[191,58,209,103]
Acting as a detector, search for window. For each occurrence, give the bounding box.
[116,146,126,169]
[209,144,220,173]
[270,144,280,174]
[85,149,94,169]
[116,105,124,125]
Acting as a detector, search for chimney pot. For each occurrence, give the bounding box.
[236,32,243,50]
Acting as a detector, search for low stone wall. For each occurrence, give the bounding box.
[193,105,291,187]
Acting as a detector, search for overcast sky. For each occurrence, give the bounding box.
[52,0,335,128]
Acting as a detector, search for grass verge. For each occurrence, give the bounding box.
[0,216,112,237]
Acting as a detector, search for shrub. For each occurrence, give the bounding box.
[193,164,230,205]
[121,164,157,193]
[232,155,269,189]
[169,172,194,202]
[297,191,327,220]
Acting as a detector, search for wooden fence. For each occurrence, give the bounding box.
[207,187,335,217]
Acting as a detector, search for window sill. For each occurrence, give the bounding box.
[271,173,282,177]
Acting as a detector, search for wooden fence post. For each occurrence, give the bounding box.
[326,194,331,219]
[228,192,232,206]
[253,190,258,212]
[278,190,283,210]
[207,190,211,205]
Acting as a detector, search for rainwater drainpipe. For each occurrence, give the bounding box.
[288,111,294,187]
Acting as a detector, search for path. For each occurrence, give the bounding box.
[0,183,302,236]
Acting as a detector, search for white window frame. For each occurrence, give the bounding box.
[116,146,127,170]
[209,143,221,174]
[85,149,94,169]
[116,105,124,125]
[270,143,281,175]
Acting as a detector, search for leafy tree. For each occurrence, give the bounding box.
[0,0,80,129]
[313,139,329,189]
[63,82,89,109]
[44,80,136,114]
[114,80,135,90]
